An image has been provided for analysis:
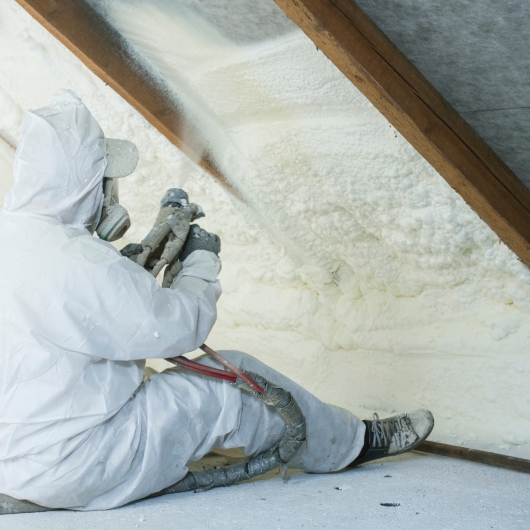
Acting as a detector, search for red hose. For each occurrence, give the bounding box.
[169,356,236,377]
[168,356,237,382]
[200,344,264,394]
[166,346,265,394]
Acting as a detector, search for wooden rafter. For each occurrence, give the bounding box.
[274,0,530,268]
[14,0,236,194]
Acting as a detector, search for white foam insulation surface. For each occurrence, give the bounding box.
[0,0,529,458]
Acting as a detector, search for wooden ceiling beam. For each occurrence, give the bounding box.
[274,0,530,267]
[14,0,235,193]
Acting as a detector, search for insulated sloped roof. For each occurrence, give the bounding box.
[22,0,530,267]
[4,0,530,457]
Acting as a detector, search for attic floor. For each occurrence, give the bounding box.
[2,452,528,529]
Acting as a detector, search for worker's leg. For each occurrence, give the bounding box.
[190,350,366,473]
[8,350,364,511]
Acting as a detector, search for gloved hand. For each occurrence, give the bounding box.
[180,224,221,262]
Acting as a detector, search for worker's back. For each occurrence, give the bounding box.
[0,211,144,462]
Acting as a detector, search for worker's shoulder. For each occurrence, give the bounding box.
[60,231,122,265]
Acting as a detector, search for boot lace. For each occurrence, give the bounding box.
[370,413,401,448]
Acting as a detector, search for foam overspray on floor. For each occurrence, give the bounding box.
[0,0,529,456]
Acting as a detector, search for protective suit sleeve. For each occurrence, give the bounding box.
[21,240,221,361]
[172,250,221,292]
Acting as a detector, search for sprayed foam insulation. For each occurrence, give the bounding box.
[0,0,529,457]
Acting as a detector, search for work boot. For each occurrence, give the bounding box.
[352,409,434,466]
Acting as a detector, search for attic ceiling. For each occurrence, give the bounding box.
[355,0,530,188]
[16,0,530,267]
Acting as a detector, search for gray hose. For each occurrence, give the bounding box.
[150,371,306,497]
[0,372,306,513]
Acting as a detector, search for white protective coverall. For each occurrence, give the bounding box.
[0,93,365,510]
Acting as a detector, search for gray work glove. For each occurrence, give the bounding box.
[180,224,221,262]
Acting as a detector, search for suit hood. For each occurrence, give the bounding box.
[4,90,107,229]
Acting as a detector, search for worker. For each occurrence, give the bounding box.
[0,91,434,511]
